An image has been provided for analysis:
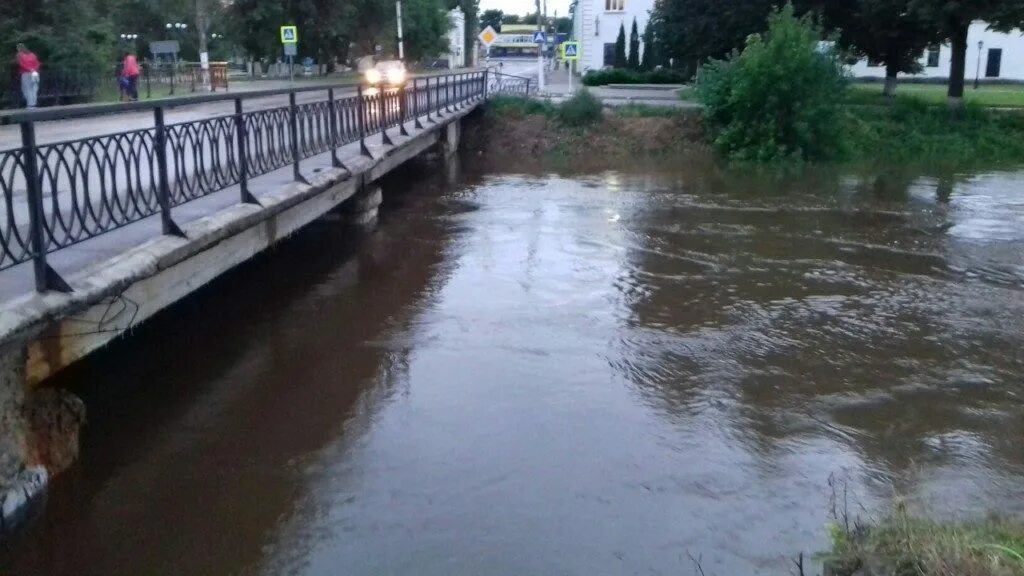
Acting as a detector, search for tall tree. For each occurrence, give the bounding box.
[480,8,503,30]
[501,13,521,24]
[640,22,656,70]
[911,0,1024,107]
[614,23,627,68]
[650,0,779,73]
[818,0,936,97]
[628,17,640,69]
[554,16,572,33]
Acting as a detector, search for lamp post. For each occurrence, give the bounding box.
[165,22,188,94]
[396,0,405,60]
[975,40,984,89]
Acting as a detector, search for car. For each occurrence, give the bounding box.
[363,60,407,88]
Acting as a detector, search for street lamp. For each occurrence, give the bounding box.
[975,40,984,89]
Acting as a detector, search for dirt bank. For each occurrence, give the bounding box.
[462,107,710,171]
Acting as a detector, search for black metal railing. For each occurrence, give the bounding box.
[0,71,492,292]
[487,72,534,97]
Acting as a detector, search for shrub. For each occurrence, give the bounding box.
[486,95,556,117]
[695,4,848,162]
[557,89,603,126]
[582,68,689,86]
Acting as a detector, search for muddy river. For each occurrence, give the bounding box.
[2,155,1022,575]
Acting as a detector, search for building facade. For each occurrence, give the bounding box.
[571,0,654,72]
[848,22,1024,81]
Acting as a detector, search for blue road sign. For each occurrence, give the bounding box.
[533,31,547,44]
[562,41,579,60]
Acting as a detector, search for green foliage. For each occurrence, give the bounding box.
[613,104,686,118]
[695,4,848,162]
[581,68,689,86]
[614,24,627,69]
[845,98,1024,167]
[649,0,777,72]
[557,89,604,126]
[628,18,641,70]
[480,9,503,30]
[501,13,521,24]
[640,24,655,71]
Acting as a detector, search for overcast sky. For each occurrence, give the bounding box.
[479,0,573,19]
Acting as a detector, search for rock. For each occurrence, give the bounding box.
[0,466,47,530]
[23,388,87,476]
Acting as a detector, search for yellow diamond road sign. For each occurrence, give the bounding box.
[478,26,498,47]
[280,26,298,44]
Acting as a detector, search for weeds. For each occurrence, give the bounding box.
[556,89,603,127]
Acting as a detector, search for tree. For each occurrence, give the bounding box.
[628,17,641,69]
[400,0,451,61]
[640,22,656,70]
[614,23,627,68]
[911,0,1024,107]
[554,16,572,34]
[650,0,779,73]
[521,13,539,25]
[501,13,521,24]
[818,0,936,97]
[480,8,503,30]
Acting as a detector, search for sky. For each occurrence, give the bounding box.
[479,0,572,19]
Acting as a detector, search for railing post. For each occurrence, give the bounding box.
[153,107,185,238]
[381,89,395,146]
[234,98,258,205]
[327,88,345,169]
[399,84,410,136]
[426,77,435,123]
[413,78,424,129]
[357,85,372,157]
[145,65,152,99]
[20,121,71,293]
[289,92,307,183]
[445,76,452,113]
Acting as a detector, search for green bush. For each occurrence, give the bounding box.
[582,68,689,86]
[695,4,848,162]
[557,89,604,126]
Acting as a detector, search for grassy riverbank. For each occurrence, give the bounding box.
[483,94,1024,169]
[825,509,1024,576]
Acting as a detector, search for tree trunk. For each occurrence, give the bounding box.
[948,21,968,109]
[884,61,898,98]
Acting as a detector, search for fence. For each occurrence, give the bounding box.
[0,72,495,292]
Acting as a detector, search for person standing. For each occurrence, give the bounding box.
[122,51,141,101]
[15,44,41,108]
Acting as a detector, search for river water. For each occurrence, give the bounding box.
[2,154,1023,575]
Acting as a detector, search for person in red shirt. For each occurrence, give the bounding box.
[122,51,141,101]
[15,44,41,108]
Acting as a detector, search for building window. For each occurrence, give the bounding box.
[866,57,881,67]
[926,47,940,68]
[603,43,615,66]
[605,0,624,12]
[986,48,1002,78]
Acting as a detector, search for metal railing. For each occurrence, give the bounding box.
[487,72,535,97]
[0,71,491,292]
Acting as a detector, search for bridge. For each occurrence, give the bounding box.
[0,70,533,528]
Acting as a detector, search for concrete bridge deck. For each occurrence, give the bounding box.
[0,70,529,531]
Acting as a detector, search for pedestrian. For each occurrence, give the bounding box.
[15,44,40,109]
[122,51,140,101]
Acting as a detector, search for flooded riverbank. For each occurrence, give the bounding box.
[2,151,1022,575]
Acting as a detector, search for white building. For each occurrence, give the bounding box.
[848,22,1024,81]
[447,7,466,68]
[571,0,654,72]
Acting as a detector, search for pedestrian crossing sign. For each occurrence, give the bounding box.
[562,41,579,61]
[280,26,298,44]
[533,31,547,44]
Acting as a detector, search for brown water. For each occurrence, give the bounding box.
[2,156,1023,575]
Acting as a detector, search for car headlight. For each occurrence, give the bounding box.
[386,69,406,85]
[364,68,382,84]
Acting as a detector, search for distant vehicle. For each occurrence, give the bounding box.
[363,60,407,87]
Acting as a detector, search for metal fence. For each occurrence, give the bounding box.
[487,72,535,96]
[0,71,494,292]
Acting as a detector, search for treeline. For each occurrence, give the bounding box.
[0,0,478,72]
[649,0,1024,105]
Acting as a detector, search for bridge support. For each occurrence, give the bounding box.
[441,118,461,158]
[0,342,85,531]
[347,185,383,227]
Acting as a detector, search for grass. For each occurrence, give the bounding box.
[613,103,689,118]
[844,97,1024,166]
[487,92,604,127]
[848,82,1024,108]
[826,504,1024,576]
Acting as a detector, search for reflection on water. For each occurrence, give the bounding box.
[2,158,1023,575]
